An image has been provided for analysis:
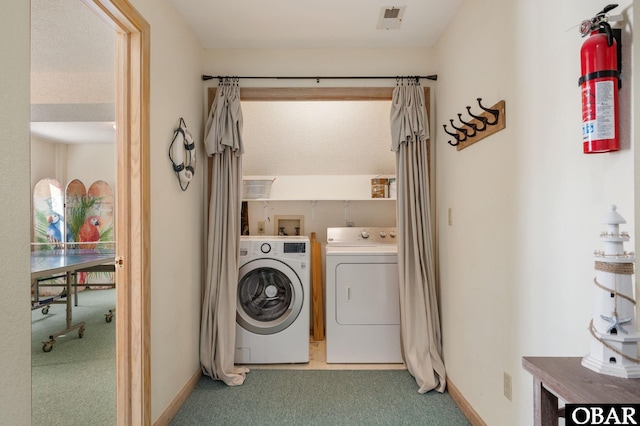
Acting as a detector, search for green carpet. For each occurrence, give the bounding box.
[31,288,116,426]
[171,370,471,425]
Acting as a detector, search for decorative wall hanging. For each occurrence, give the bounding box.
[168,117,196,191]
[443,98,506,151]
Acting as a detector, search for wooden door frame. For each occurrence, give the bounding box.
[81,1,150,424]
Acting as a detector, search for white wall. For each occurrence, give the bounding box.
[128,0,205,422]
[242,101,395,176]
[0,1,31,424]
[66,144,116,189]
[30,138,116,191]
[31,136,59,185]
[202,47,436,89]
[435,0,634,425]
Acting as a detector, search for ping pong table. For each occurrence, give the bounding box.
[31,249,116,352]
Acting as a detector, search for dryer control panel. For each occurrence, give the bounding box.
[327,227,397,246]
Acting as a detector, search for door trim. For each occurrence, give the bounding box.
[80,1,150,424]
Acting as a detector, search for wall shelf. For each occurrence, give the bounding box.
[242,175,396,201]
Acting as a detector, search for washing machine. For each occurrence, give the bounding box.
[325,227,402,363]
[235,236,310,364]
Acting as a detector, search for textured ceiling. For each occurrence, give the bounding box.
[31,0,115,144]
[30,0,463,144]
[167,0,463,49]
[31,0,114,74]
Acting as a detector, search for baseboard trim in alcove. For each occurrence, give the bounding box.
[447,379,487,426]
[154,368,202,426]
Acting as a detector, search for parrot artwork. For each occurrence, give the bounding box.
[46,212,75,249]
[79,215,101,249]
[46,213,63,244]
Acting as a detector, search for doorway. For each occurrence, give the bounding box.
[82,1,151,424]
[30,0,150,424]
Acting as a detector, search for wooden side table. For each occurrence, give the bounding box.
[522,357,640,426]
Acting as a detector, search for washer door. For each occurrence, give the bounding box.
[237,258,303,335]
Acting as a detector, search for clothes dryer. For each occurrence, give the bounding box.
[325,227,402,363]
[235,236,310,364]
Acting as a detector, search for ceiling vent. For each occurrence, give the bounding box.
[377,6,406,30]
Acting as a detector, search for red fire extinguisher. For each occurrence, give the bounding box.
[579,4,621,154]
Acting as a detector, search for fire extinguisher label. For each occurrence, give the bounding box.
[582,80,615,141]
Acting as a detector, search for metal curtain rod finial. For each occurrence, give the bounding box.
[200,74,438,82]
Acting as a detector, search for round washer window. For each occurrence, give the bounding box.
[237,258,303,335]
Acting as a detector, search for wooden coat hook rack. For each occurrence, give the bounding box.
[443,98,506,151]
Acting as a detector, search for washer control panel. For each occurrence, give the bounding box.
[239,236,310,258]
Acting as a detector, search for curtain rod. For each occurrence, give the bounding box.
[201,74,437,82]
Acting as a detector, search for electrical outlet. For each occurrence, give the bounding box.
[257,221,265,234]
[448,208,453,226]
[503,372,512,401]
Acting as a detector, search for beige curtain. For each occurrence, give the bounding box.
[390,81,446,393]
[200,79,249,385]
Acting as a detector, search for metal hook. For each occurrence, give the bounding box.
[477,98,500,125]
[447,139,460,147]
[449,119,469,140]
[457,113,477,138]
[466,106,488,131]
[443,123,466,143]
[443,124,460,140]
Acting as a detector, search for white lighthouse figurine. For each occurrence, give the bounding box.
[582,205,640,378]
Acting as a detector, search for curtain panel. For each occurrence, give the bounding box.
[200,81,249,385]
[390,82,446,393]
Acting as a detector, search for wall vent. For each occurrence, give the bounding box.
[377,6,406,30]
[384,8,401,19]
